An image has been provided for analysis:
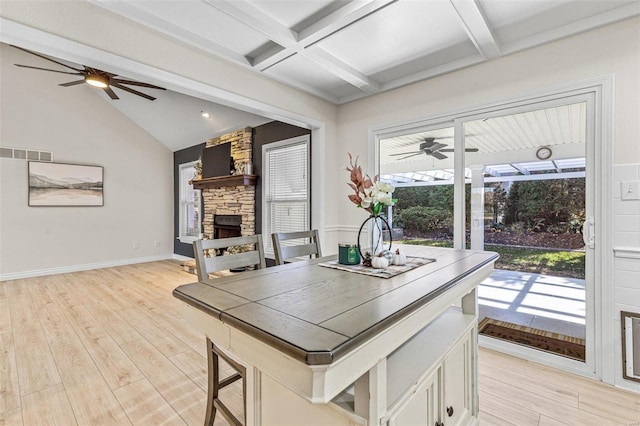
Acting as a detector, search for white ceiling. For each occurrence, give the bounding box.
[91,0,640,105]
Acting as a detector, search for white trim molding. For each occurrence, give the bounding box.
[614,247,640,259]
[173,253,194,262]
[0,254,174,281]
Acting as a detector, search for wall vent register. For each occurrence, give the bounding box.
[0,147,53,162]
[621,311,640,383]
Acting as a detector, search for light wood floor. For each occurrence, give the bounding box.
[1,261,638,425]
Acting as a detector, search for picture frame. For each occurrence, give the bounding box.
[28,161,104,207]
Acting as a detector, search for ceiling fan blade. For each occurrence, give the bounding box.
[432,142,449,151]
[431,151,448,160]
[59,80,86,87]
[11,45,84,72]
[397,153,424,160]
[103,87,119,100]
[435,147,479,153]
[112,78,166,90]
[15,64,83,75]
[111,82,156,100]
[389,151,422,156]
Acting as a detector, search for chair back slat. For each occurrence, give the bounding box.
[193,235,265,281]
[272,230,322,265]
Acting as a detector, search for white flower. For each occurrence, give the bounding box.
[376,182,395,194]
[361,197,372,208]
[376,192,395,206]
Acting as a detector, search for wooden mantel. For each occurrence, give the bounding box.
[191,174,257,190]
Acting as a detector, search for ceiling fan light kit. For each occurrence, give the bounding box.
[85,74,108,89]
[12,45,166,101]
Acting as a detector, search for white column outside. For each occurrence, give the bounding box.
[470,165,485,250]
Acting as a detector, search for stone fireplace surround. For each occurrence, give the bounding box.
[201,127,255,240]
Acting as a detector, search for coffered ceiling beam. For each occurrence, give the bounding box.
[449,0,501,59]
[297,0,398,46]
[89,0,251,66]
[208,0,380,94]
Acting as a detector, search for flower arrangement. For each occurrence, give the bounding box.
[346,153,396,217]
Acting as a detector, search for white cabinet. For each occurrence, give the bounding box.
[388,371,437,426]
[442,332,474,426]
[385,309,477,426]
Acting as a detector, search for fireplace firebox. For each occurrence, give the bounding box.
[213,215,242,239]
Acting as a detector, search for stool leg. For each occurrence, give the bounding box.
[205,337,218,426]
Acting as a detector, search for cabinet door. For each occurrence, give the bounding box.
[388,374,435,426]
[443,332,472,426]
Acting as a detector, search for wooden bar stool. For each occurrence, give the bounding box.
[205,337,246,426]
[193,235,266,425]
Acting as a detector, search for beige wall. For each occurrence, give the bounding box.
[0,43,174,277]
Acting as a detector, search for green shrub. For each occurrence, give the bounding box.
[395,206,453,233]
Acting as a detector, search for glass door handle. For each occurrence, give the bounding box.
[582,217,595,249]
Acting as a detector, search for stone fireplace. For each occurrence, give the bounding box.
[199,128,256,239]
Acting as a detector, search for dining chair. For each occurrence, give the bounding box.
[193,234,266,282]
[271,229,322,265]
[192,234,266,426]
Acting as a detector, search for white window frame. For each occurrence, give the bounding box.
[262,135,311,259]
[178,160,201,244]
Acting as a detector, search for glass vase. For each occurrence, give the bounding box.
[357,215,392,259]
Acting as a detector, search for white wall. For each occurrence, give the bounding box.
[335,17,640,391]
[613,163,640,392]
[0,43,174,279]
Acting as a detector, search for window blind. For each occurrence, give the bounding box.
[179,161,201,240]
[263,138,309,257]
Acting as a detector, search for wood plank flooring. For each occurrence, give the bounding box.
[0,260,638,425]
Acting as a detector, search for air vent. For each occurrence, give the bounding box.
[622,310,640,383]
[0,147,53,162]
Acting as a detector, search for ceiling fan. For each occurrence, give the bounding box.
[12,45,166,101]
[390,137,479,160]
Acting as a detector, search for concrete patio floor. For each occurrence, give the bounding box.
[478,269,586,340]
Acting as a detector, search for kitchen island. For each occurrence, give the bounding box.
[174,246,498,426]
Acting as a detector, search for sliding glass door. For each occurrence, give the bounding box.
[378,93,595,374]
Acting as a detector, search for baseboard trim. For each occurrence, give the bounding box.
[173,254,194,261]
[0,254,174,281]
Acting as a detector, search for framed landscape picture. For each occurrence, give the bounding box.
[28,162,104,206]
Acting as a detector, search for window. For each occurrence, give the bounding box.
[263,136,310,258]
[178,160,201,244]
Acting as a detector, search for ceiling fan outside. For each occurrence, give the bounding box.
[390,137,479,160]
[12,45,166,101]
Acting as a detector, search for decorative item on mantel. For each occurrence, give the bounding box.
[194,156,203,180]
[346,153,396,261]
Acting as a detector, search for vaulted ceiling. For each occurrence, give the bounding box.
[92,0,640,104]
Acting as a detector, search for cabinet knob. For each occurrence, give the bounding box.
[446,406,454,417]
